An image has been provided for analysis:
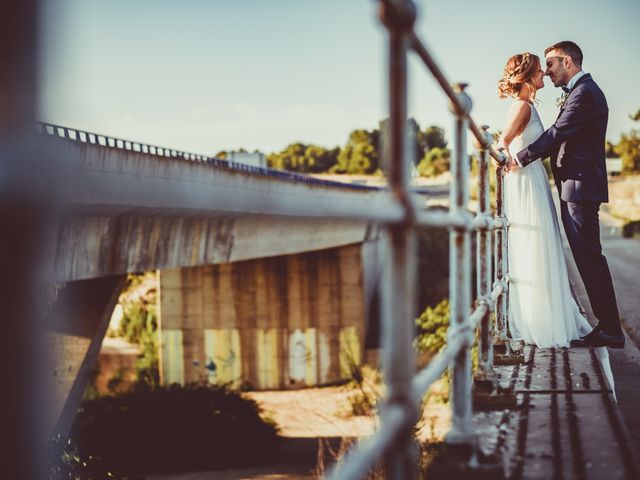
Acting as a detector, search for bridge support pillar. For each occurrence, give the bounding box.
[44,275,127,438]
[158,244,367,390]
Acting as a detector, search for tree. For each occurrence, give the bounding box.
[267,143,339,173]
[417,146,451,177]
[605,141,618,158]
[614,131,640,172]
[377,120,447,172]
[423,126,447,151]
[333,128,380,174]
[611,109,640,172]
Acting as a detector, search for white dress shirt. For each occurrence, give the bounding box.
[565,70,586,91]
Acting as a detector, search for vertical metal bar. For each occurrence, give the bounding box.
[0,1,48,478]
[494,159,511,350]
[503,217,510,340]
[474,126,494,381]
[445,83,476,448]
[378,1,418,478]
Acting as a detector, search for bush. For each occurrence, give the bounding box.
[110,273,160,389]
[69,383,278,474]
[415,299,450,356]
[417,147,451,177]
[49,436,134,480]
[622,220,640,238]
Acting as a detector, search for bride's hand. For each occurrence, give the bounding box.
[505,158,520,173]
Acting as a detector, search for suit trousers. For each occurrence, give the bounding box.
[559,200,621,334]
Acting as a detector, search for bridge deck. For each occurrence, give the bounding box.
[475,345,640,479]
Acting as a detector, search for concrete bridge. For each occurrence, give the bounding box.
[40,123,403,436]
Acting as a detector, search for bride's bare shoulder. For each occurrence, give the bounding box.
[506,100,532,124]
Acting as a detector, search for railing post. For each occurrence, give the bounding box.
[492,153,511,357]
[473,126,497,392]
[444,83,476,450]
[378,1,418,478]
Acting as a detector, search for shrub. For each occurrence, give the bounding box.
[69,383,278,474]
[110,273,160,389]
[622,220,640,238]
[415,299,450,356]
[49,435,133,480]
[417,147,451,177]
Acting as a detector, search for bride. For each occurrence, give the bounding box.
[496,52,593,348]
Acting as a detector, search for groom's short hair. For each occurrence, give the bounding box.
[545,41,583,67]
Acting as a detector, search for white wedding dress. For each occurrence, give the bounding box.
[503,100,616,398]
[504,101,591,347]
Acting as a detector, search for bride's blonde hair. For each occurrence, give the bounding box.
[497,52,541,102]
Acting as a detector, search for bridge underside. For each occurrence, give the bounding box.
[53,213,373,283]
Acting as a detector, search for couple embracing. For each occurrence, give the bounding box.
[496,41,623,350]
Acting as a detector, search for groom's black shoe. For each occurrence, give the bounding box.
[579,324,600,341]
[571,329,625,349]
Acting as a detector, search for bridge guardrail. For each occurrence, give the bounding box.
[328,1,511,478]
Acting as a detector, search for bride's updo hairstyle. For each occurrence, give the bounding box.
[497,52,541,102]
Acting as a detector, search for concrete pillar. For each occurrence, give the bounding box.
[158,244,367,390]
[45,275,127,437]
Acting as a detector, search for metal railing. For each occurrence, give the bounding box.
[328,1,510,478]
[34,2,512,476]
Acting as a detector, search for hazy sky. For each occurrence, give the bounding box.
[40,0,640,156]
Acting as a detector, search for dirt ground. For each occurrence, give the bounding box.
[147,381,451,480]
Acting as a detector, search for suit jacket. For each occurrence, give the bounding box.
[515,73,609,203]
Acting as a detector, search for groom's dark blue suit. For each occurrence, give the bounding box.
[515,73,621,334]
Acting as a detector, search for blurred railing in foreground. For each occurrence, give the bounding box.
[328,1,512,478]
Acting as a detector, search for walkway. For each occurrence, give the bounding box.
[470,196,640,479]
[475,345,639,479]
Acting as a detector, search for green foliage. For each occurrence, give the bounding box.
[111,273,159,388]
[268,143,340,173]
[49,436,129,480]
[260,119,450,177]
[414,124,451,178]
[69,384,278,474]
[414,299,450,355]
[614,130,640,172]
[631,110,640,122]
[423,126,448,151]
[622,220,640,238]
[343,364,382,417]
[417,147,451,178]
[333,129,380,174]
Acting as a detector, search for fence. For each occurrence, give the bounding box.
[328,1,511,478]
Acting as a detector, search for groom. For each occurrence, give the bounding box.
[510,41,624,348]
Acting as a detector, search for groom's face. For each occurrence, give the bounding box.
[545,50,570,87]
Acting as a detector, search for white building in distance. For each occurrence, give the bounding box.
[226,151,267,168]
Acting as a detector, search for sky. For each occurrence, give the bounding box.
[40,0,640,156]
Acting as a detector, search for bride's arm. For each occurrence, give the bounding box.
[498,102,531,169]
